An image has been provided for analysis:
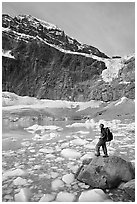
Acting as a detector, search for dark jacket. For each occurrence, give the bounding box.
[100,127,107,140]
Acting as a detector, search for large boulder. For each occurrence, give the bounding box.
[76,156,135,189]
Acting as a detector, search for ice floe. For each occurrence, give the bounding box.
[51,179,64,190]
[14,188,31,202]
[25,124,61,133]
[62,173,75,184]
[50,172,59,179]
[76,130,90,135]
[78,189,110,202]
[39,148,54,154]
[55,157,65,162]
[13,177,27,186]
[67,164,79,173]
[3,168,26,179]
[70,138,88,146]
[39,193,56,202]
[56,191,75,202]
[61,148,81,159]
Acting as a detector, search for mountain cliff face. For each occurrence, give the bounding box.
[2,14,135,102]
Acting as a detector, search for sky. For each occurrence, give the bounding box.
[2,2,135,57]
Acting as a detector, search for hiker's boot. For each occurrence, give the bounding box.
[95,151,100,157]
[103,154,109,157]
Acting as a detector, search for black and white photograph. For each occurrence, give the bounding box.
[2,1,135,202]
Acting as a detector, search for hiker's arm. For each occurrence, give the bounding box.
[99,130,106,139]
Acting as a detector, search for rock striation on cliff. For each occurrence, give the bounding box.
[2,14,135,102]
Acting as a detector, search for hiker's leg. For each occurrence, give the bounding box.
[95,139,102,156]
[102,142,108,156]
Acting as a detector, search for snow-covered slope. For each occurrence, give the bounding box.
[2,14,108,58]
[2,92,135,122]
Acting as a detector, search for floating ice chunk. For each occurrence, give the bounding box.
[62,173,75,184]
[78,189,109,202]
[25,124,39,131]
[55,157,64,162]
[50,172,59,179]
[14,188,31,202]
[46,154,55,159]
[66,123,86,128]
[76,131,90,134]
[33,165,42,170]
[13,177,27,186]
[25,124,61,132]
[60,142,70,149]
[51,179,64,190]
[21,141,31,147]
[39,194,56,202]
[46,125,61,130]
[3,168,26,178]
[66,121,92,129]
[56,191,75,202]
[71,138,88,146]
[39,148,54,154]
[68,164,79,173]
[61,149,81,159]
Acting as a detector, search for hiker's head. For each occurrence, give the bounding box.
[100,124,104,129]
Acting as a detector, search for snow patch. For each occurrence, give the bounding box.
[115,97,128,106]
[2,49,15,59]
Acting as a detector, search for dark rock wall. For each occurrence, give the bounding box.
[2,37,107,101]
[2,14,135,102]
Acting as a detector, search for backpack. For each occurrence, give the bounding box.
[105,127,113,142]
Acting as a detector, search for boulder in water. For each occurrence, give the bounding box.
[76,156,135,189]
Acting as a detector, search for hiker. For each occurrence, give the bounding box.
[95,123,109,157]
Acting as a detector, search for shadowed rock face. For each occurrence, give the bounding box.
[76,156,135,189]
[2,14,135,102]
[119,179,135,200]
